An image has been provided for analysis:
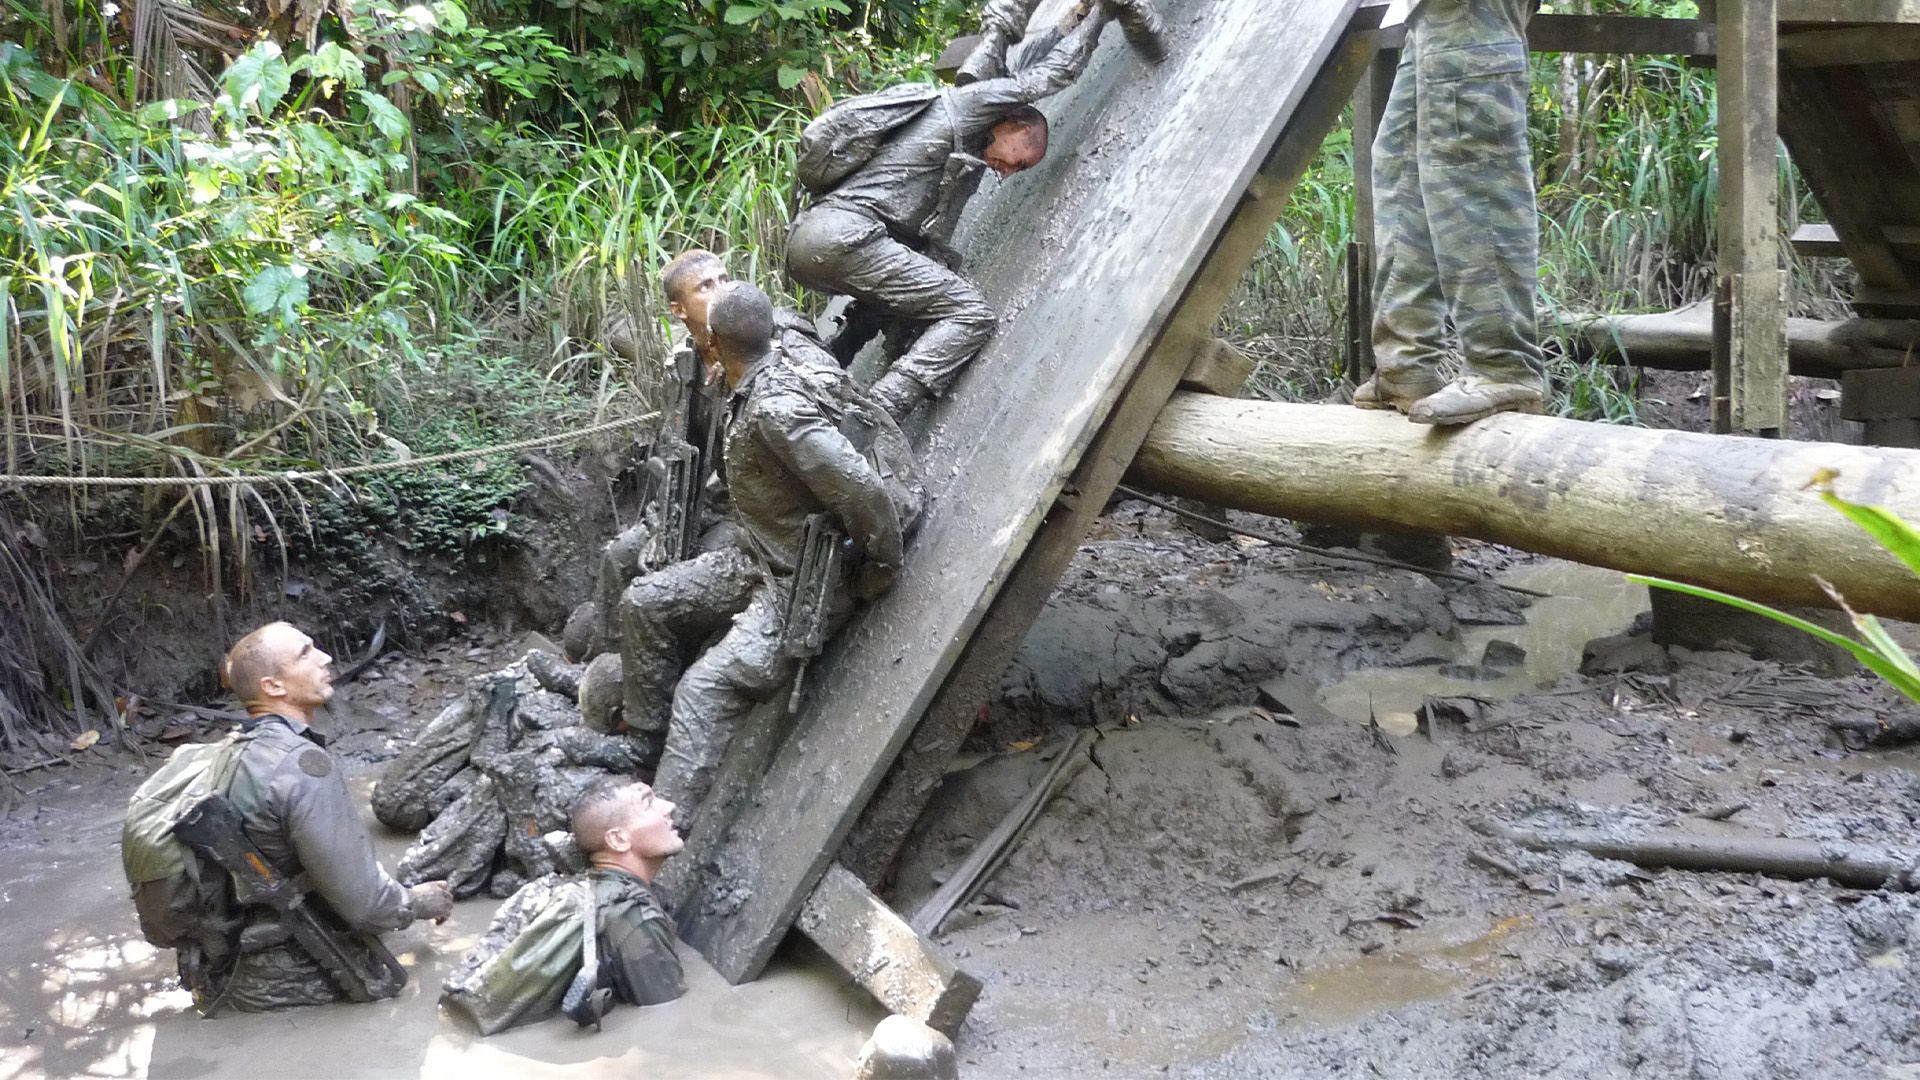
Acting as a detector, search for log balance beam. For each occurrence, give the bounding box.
[1128,393,1920,620]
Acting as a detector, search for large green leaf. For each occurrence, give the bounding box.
[357,91,412,149]
[243,264,309,324]
[1820,489,1920,580]
[225,43,293,117]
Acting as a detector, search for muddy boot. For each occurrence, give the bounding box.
[1103,0,1168,62]
[1407,375,1546,426]
[1352,370,1446,414]
[869,370,928,424]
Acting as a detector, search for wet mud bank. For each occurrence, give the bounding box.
[898,499,1920,1077]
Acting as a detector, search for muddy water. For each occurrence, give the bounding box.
[0,775,880,1080]
[1317,559,1649,734]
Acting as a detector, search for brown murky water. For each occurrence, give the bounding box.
[1317,560,1650,734]
[0,776,881,1080]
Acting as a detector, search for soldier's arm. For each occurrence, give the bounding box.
[603,906,686,1006]
[276,749,415,933]
[948,6,1107,132]
[756,397,904,570]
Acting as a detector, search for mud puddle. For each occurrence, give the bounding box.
[1317,560,1648,734]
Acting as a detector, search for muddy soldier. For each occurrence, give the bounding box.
[440,777,685,1032]
[785,0,1166,423]
[587,250,838,663]
[1356,0,1548,424]
[179,623,453,1011]
[648,280,921,817]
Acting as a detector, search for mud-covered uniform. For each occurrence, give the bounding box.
[648,349,918,815]
[207,713,419,1012]
[1370,0,1545,391]
[784,6,1108,404]
[586,867,685,1006]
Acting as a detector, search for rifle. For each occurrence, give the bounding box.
[173,794,408,1004]
[778,403,884,711]
[636,344,725,574]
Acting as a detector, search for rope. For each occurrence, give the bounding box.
[0,412,660,488]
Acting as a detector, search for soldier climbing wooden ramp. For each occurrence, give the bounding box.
[669,0,1379,984]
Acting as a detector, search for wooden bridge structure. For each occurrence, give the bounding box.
[660,0,1920,1038]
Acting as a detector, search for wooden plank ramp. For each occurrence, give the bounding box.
[669,0,1365,984]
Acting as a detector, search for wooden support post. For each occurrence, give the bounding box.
[1713,0,1788,437]
[1346,41,1397,387]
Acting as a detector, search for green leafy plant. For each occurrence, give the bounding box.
[1629,474,1920,704]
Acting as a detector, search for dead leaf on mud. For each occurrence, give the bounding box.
[69,730,99,751]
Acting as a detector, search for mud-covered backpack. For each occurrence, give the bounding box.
[442,873,601,1036]
[122,731,256,954]
[795,83,945,195]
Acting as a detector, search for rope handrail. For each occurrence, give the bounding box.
[0,412,661,488]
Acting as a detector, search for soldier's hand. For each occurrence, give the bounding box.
[408,881,455,925]
[851,560,897,602]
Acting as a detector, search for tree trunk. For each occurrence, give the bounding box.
[1126,393,1920,620]
[1474,818,1913,890]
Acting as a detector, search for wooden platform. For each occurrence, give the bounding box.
[668,0,1369,984]
[1778,16,1920,317]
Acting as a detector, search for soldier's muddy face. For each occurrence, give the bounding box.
[985,120,1046,177]
[668,260,732,349]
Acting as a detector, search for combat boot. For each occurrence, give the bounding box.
[1406,374,1546,426]
[1352,370,1446,414]
[1102,0,1168,63]
[869,370,928,423]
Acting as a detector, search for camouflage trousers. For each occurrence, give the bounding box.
[618,546,761,744]
[1370,0,1544,387]
[651,572,853,817]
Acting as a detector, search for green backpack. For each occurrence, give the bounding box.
[441,873,601,1036]
[122,731,256,953]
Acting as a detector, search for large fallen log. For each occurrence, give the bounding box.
[1552,303,1920,378]
[1127,394,1920,620]
[1473,818,1916,890]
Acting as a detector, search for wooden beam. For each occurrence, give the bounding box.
[1777,0,1920,24]
[674,0,1367,985]
[1180,338,1256,396]
[1526,14,1716,55]
[1126,394,1920,621]
[1780,24,1920,65]
[843,11,1386,888]
[1715,0,1789,436]
[795,864,981,1037]
[1792,223,1920,259]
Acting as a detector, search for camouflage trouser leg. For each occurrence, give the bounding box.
[787,206,997,398]
[1371,0,1544,386]
[618,547,760,743]
[652,575,853,816]
[223,945,349,1012]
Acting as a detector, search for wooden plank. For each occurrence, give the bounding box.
[1857,286,1920,314]
[935,33,981,80]
[673,0,1364,984]
[1780,24,1920,65]
[843,13,1386,889]
[795,864,981,1037]
[1527,14,1715,55]
[1794,222,1920,258]
[1715,0,1788,436]
[1777,0,1920,24]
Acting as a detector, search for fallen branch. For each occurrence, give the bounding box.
[910,729,1096,937]
[1472,818,1916,890]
